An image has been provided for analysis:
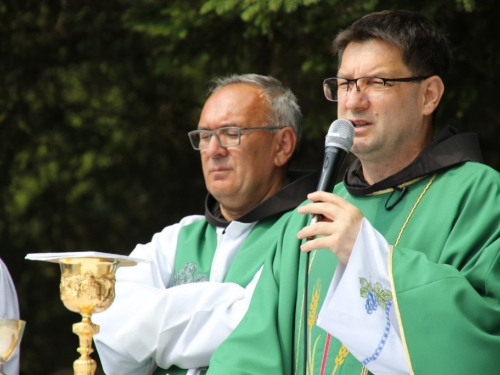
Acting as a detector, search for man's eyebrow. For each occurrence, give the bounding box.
[336,69,394,78]
[196,123,239,130]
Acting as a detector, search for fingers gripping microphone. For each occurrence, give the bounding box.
[316,119,355,192]
[302,119,354,375]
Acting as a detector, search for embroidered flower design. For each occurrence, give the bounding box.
[173,262,207,286]
[359,277,394,366]
[359,278,392,314]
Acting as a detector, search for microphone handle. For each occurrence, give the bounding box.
[316,147,348,192]
[309,147,348,232]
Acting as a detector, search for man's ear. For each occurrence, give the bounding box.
[422,75,445,116]
[274,127,297,167]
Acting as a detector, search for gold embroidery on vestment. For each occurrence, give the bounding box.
[389,174,437,375]
[332,344,348,374]
[366,176,427,196]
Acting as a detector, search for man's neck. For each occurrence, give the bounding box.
[361,138,432,185]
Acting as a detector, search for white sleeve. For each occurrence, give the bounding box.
[316,218,410,375]
[1,258,21,375]
[93,216,263,374]
[115,266,262,370]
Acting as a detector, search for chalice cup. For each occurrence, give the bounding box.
[0,318,25,375]
[59,257,120,375]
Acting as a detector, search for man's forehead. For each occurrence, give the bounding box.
[198,84,269,129]
[337,39,407,76]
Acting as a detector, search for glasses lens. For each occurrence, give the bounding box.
[324,77,386,102]
[188,131,205,150]
[188,127,242,150]
[323,79,339,102]
[217,127,240,147]
[357,77,385,101]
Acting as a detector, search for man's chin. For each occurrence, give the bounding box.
[210,191,233,201]
[207,185,237,200]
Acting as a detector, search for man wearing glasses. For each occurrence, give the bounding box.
[207,10,500,375]
[93,74,317,375]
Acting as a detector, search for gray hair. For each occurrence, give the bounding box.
[209,74,302,149]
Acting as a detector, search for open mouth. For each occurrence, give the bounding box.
[351,121,371,128]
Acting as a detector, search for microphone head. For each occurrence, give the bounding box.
[325,119,355,152]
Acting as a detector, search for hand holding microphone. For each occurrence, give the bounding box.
[297,119,363,265]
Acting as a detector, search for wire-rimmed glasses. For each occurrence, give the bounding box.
[323,76,430,102]
[188,126,284,150]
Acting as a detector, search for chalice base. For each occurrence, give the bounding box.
[73,319,99,375]
[74,358,97,375]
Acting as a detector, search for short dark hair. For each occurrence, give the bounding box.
[333,10,452,79]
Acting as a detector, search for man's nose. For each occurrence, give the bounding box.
[344,87,370,110]
[204,135,227,157]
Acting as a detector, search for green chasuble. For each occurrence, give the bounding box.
[207,161,500,374]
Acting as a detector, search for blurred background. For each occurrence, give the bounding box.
[1,0,498,373]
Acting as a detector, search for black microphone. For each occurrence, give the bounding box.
[316,119,355,192]
[302,119,354,375]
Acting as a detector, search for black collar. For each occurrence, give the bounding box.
[344,125,484,196]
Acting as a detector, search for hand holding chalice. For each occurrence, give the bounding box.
[0,318,25,375]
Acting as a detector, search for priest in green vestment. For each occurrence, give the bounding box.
[92,74,318,375]
[207,10,500,375]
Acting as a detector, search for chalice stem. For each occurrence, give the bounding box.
[73,317,99,375]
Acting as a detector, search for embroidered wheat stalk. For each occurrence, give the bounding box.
[308,289,319,331]
[332,344,348,375]
[308,279,321,374]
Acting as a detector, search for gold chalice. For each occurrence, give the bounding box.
[59,257,120,375]
[25,251,142,375]
[0,318,25,375]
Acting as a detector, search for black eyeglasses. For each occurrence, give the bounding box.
[323,76,430,102]
[188,126,284,150]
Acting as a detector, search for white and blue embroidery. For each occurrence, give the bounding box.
[173,262,207,286]
[359,277,393,365]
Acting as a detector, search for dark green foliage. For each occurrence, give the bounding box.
[1,0,498,373]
